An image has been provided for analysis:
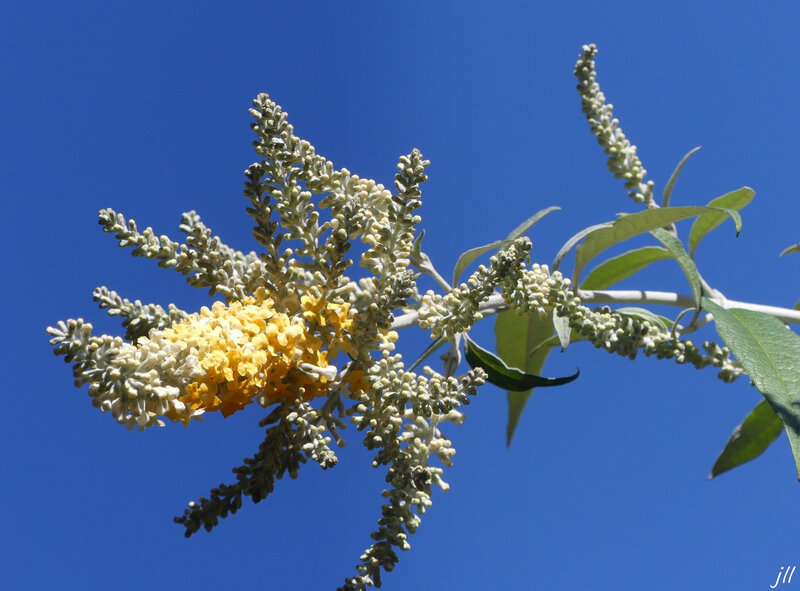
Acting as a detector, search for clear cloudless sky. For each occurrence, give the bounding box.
[4,2,800,590]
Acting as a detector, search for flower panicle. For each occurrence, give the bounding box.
[418,237,533,339]
[574,44,655,206]
[98,208,264,300]
[245,93,426,316]
[174,397,341,538]
[92,286,188,341]
[47,318,198,430]
[49,290,361,431]
[481,253,744,381]
[340,353,484,591]
[50,91,473,591]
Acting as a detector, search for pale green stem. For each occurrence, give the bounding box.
[391,289,800,329]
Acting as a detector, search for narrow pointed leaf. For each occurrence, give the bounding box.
[552,223,613,272]
[452,239,508,286]
[465,335,579,392]
[688,187,753,257]
[780,243,800,257]
[651,227,703,309]
[452,207,561,286]
[709,399,783,479]
[572,206,741,286]
[529,331,586,356]
[663,146,701,207]
[505,206,561,240]
[614,307,670,332]
[581,246,671,290]
[702,297,800,479]
[495,311,556,446]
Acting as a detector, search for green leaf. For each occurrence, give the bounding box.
[709,399,784,479]
[780,243,800,257]
[452,239,509,287]
[464,335,579,392]
[572,206,742,286]
[505,206,561,240]
[688,187,753,257]
[657,314,675,329]
[495,311,556,446]
[552,222,613,272]
[552,309,571,350]
[702,297,800,479]
[452,207,560,286]
[651,227,703,309]
[580,246,671,290]
[663,146,701,207]
[529,331,586,356]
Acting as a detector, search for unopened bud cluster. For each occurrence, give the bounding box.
[574,44,655,205]
[567,305,743,382]
[343,351,485,590]
[99,208,266,301]
[418,243,742,384]
[502,274,742,382]
[500,262,576,318]
[418,238,533,338]
[93,286,188,340]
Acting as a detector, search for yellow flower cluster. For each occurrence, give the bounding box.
[155,289,356,422]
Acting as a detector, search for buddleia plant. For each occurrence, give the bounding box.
[48,45,800,589]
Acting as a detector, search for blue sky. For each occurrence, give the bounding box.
[5,2,800,590]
